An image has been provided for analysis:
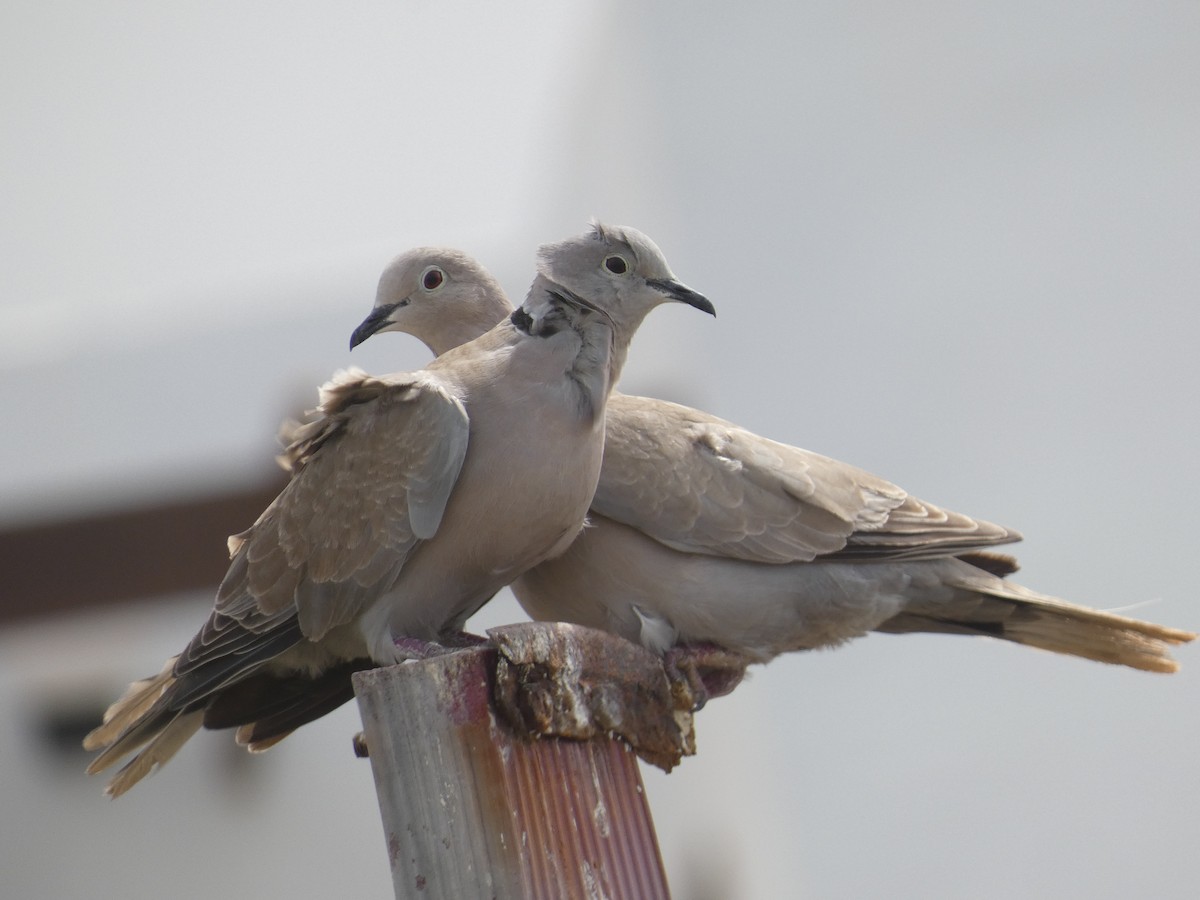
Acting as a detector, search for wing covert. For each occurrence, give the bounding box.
[595,394,1018,564]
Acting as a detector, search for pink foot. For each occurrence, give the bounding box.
[392,630,491,660]
[664,642,750,711]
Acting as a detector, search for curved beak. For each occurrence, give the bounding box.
[349,301,402,350]
[646,278,716,316]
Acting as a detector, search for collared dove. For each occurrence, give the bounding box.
[348,247,1195,685]
[83,223,715,796]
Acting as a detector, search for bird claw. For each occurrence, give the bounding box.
[663,643,750,711]
[391,630,491,660]
[439,630,491,649]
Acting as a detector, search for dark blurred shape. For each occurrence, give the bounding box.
[34,697,111,758]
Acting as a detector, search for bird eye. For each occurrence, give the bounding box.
[604,255,628,275]
[422,267,445,291]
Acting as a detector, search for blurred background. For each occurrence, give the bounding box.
[3,2,1198,898]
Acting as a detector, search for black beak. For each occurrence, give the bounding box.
[646,278,716,316]
[349,302,401,350]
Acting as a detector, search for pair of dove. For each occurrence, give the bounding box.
[86,225,1194,797]
[84,223,716,796]
[350,247,1194,675]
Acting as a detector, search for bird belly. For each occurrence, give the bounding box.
[367,393,607,653]
[514,515,918,661]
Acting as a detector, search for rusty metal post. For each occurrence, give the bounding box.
[353,623,699,900]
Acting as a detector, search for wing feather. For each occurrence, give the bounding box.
[596,394,1018,563]
[177,369,469,693]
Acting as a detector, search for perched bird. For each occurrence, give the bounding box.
[348,246,1195,691]
[84,223,714,795]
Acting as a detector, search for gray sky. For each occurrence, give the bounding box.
[3,3,1198,898]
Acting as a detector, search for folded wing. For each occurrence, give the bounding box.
[596,394,1018,564]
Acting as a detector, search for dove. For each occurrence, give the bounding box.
[83,223,714,795]
[347,246,1194,691]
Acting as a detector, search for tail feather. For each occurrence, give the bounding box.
[203,659,367,749]
[236,725,293,753]
[1004,607,1188,673]
[878,561,1195,673]
[83,657,178,752]
[102,712,204,798]
[85,654,365,794]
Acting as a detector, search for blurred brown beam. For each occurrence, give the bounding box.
[0,476,287,625]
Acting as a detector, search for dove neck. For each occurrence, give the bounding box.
[515,276,620,423]
[426,281,514,356]
[567,301,619,425]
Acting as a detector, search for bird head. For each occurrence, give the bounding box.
[349,248,510,356]
[533,223,715,335]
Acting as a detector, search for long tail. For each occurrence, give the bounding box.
[876,561,1195,673]
[84,655,368,796]
[84,656,178,754]
[83,657,203,798]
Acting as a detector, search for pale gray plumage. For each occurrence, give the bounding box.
[84,224,714,796]
[352,245,1195,674]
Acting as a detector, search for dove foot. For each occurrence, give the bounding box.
[664,643,751,711]
[438,630,491,649]
[391,630,491,660]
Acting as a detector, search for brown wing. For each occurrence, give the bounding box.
[594,393,1018,564]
